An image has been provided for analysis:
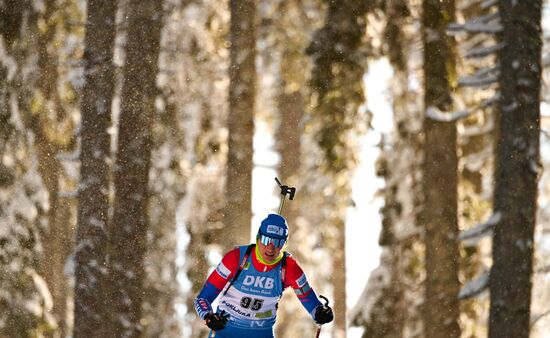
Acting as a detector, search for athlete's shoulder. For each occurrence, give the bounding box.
[220,247,242,272]
[283,251,298,263]
[283,252,304,274]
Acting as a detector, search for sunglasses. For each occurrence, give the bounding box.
[259,234,286,248]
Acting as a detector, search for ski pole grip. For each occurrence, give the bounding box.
[287,186,296,200]
[275,177,296,200]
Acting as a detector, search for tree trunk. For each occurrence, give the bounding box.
[489,1,542,337]
[109,0,164,336]
[306,1,369,336]
[0,0,26,48]
[73,0,116,336]
[420,0,461,337]
[142,83,185,338]
[275,86,305,338]
[223,0,256,249]
[31,2,77,335]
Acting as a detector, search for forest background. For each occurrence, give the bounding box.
[1,0,550,338]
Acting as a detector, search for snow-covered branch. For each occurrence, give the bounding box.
[448,13,502,35]
[459,212,502,246]
[543,52,550,68]
[481,0,498,9]
[58,190,79,199]
[473,65,499,77]
[460,33,490,53]
[535,265,550,274]
[458,270,490,300]
[465,43,505,59]
[448,11,499,31]
[461,146,492,173]
[0,39,17,81]
[458,70,499,88]
[56,149,81,162]
[479,94,500,108]
[464,12,500,25]
[426,106,469,122]
[455,96,499,139]
[531,310,550,326]
[349,249,394,327]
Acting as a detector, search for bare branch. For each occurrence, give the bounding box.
[460,212,502,246]
[458,270,490,300]
[465,43,505,59]
[480,94,500,108]
[448,18,502,35]
[474,65,500,77]
[467,12,500,25]
[458,68,499,88]
[535,265,550,274]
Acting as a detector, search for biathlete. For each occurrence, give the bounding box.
[194,213,334,337]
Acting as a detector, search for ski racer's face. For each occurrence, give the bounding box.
[257,238,283,263]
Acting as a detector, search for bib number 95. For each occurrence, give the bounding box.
[240,297,264,311]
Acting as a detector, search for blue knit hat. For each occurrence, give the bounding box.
[257,214,289,240]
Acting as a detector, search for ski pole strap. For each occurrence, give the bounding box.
[222,244,255,296]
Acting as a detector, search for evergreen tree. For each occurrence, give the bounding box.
[0,2,56,336]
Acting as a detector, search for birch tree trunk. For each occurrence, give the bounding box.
[74,0,116,336]
[489,1,542,337]
[109,0,164,336]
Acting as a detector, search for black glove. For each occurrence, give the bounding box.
[204,311,230,330]
[314,305,334,325]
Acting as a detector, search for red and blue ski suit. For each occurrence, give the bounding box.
[194,245,323,337]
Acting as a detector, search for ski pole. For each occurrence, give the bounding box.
[315,295,330,338]
[275,177,296,215]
